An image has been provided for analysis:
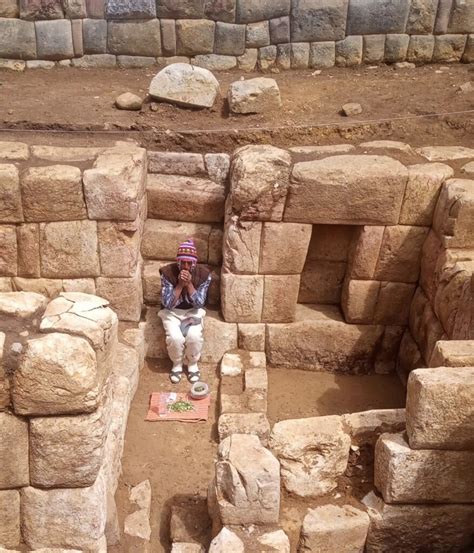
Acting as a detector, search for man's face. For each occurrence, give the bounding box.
[180,260,193,272]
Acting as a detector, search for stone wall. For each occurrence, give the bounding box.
[0,290,144,550]
[0,0,473,69]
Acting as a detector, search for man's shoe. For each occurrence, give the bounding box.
[187,364,201,383]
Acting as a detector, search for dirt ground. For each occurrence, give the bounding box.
[0,63,473,151]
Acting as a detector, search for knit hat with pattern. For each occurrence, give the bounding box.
[176,238,198,263]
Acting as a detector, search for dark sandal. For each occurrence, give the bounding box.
[187,370,201,383]
[170,368,183,384]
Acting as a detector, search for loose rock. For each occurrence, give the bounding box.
[115,92,143,111]
[228,77,281,114]
[342,102,362,116]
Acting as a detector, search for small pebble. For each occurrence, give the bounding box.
[312,70,322,76]
[341,102,363,116]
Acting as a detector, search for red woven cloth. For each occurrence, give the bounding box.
[145,392,210,422]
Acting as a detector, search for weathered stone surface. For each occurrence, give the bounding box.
[0,224,17,277]
[364,492,474,553]
[262,274,300,323]
[218,412,270,443]
[31,145,102,162]
[62,0,86,18]
[0,412,29,489]
[267,304,384,373]
[384,34,410,63]
[374,432,474,503]
[335,35,363,66]
[406,367,474,450]
[237,323,265,351]
[176,19,215,56]
[448,0,474,33]
[107,20,161,57]
[98,221,141,277]
[375,282,415,325]
[149,63,219,109]
[433,178,474,248]
[148,151,206,176]
[0,278,12,292]
[13,333,99,416]
[20,0,63,19]
[258,44,277,70]
[374,225,429,283]
[0,291,47,320]
[215,434,280,524]
[204,0,235,21]
[406,0,438,33]
[237,47,258,71]
[147,174,225,223]
[342,102,363,116]
[228,77,281,114]
[433,34,468,62]
[429,340,474,368]
[230,145,291,222]
[246,21,270,48]
[62,279,95,295]
[0,164,22,224]
[0,489,20,547]
[276,42,291,69]
[40,220,100,279]
[407,34,435,62]
[12,277,62,298]
[95,266,143,322]
[223,217,261,274]
[342,409,406,440]
[36,20,74,60]
[105,0,155,18]
[309,40,336,67]
[396,328,425,385]
[463,34,474,63]
[0,59,25,71]
[286,156,407,225]
[259,222,311,274]
[221,274,263,323]
[201,310,238,363]
[17,223,40,278]
[417,146,474,161]
[205,153,230,185]
[72,53,117,68]
[209,527,244,553]
[291,0,348,41]
[156,0,204,18]
[347,0,411,34]
[142,260,166,304]
[300,504,370,553]
[0,0,19,17]
[346,225,384,279]
[236,0,290,23]
[341,279,380,324]
[0,141,28,161]
[115,92,143,110]
[22,165,86,222]
[270,416,350,497]
[21,471,106,550]
[192,54,236,71]
[0,19,36,60]
[213,22,245,55]
[409,287,445,363]
[363,34,385,62]
[83,147,146,221]
[299,260,347,304]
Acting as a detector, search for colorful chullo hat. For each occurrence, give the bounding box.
[176,238,198,264]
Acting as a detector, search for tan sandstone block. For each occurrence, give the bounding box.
[433,178,474,248]
[429,340,474,367]
[13,333,100,416]
[374,282,416,325]
[83,147,147,221]
[218,412,270,444]
[259,222,312,274]
[21,165,87,222]
[0,291,47,321]
[143,306,167,359]
[208,226,223,266]
[142,260,167,304]
[409,287,446,363]
[400,163,454,226]
[201,310,238,363]
[285,155,408,225]
[97,222,141,277]
[16,223,40,278]
[238,323,265,351]
[406,367,474,450]
[222,216,261,274]
[374,326,405,375]
[0,225,17,276]
[0,141,28,161]
[341,279,380,324]
[12,277,63,298]
[147,151,206,176]
[230,145,291,221]
[342,409,406,441]
[0,332,9,410]
[31,145,103,162]
[0,164,22,223]
[0,412,29,488]
[0,278,12,292]
[40,220,100,278]
[419,229,444,302]
[0,490,20,547]
[306,225,355,262]
[299,260,347,304]
[221,273,263,323]
[262,274,300,323]
[396,329,425,385]
[374,225,430,283]
[346,225,385,279]
[95,264,143,322]
[62,278,96,294]
[375,432,474,503]
[147,174,225,223]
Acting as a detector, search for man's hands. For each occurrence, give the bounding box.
[178,269,192,287]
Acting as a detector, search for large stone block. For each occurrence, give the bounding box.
[285,155,408,225]
[409,287,445,363]
[262,274,300,323]
[222,216,261,274]
[342,408,406,440]
[384,33,409,63]
[0,290,47,321]
[97,222,141,278]
[298,260,346,304]
[374,225,429,283]
[259,222,312,274]
[363,34,386,62]
[448,0,474,33]
[406,367,474,450]
[433,178,474,248]
[346,225,384,279]
[36,20,74,60]
[230,145,291,222]
[63,0,86,18]
[157,0,205,18]
[17,223,40,278]
[0,412,29,489]
[335,35,363,66]
[228,77,281,114]
[142,260,166,304]
[429,340,474,368]
[13,332,100,416]
[201,310,238,363]
[374,432,474,503]
[406,34,435,62]
[300,504,370,553]
[0,18,36,59]
[204,0,235,22]
[246,21,270,48]
[396,328,424,385]
[0,331,9,410]
[218,412,270,443]
[105,0,156,18]
[0,225,18,277]
[21,471,107,550]
[341,279,380,324]
[347,0,411,34]
[399,163,453,226]
[83,19,107,54]
[0,0,19,17]
[147,174,225,223]
[176,19,215,56]
[0,141,29,161]
[463,33,474,63]
[148,151,206,176]
[374,282,415,325]
[238,323,265,351]
[215,21,245,55]
[0,164,22,223]
[406,0,438,33]
[95,265,143,322]
[291,0,348,41]
[363,492,474,553]
[20,0,63,18]
[236,0,290,23]
[22,165,86,222]
[309,40,336,67]
[107,20,161,56]
[270,416,350,497]
[12,277,62,298]
[215,434,280,524]
[40,220,100,279]
[433,34,467,62]
[143,306,167,359]
[266,304,384,373]
[221,273,263,323]
[83,147,147,221]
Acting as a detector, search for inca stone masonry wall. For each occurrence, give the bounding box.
[0,0,473,69]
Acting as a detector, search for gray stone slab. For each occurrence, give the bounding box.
[36,20,74,60]
[432,34,467,62]
[236,0,290,24]
[0,18,36,60]
[407,35,434,62]
[215,22,245,55]
[83,18,107,54]
[257,44,277,70]
[347,0,411,35]
[310,41,336,67]
[157,0,205,18]
[19,0,64,20]
[86,0,105,18]
[406,0,438,34]
[434,0,453,34]
[336,35,362,66]
[176,19,215,56]
[105,0,156,19]
[448,0,474,33]
[291,42,309,68]
[246,21,270,48]
[71,53,116,67]
[269,16,290,44]
[363,34,385,63]
[276,42,291,69]
[291,0,348,41]
[72,18,83,56]
[160,19,176,57]
[107,20,161,57]
[384,34,410,63]
[117,55,156,67]
[205,0,236,22]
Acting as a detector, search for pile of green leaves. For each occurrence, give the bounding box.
[168,399,194,413]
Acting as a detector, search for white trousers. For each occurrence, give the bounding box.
[158,307,206,367]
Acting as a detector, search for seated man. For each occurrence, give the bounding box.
[158,239,212,384]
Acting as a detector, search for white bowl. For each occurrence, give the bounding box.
[190,381,209,399]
